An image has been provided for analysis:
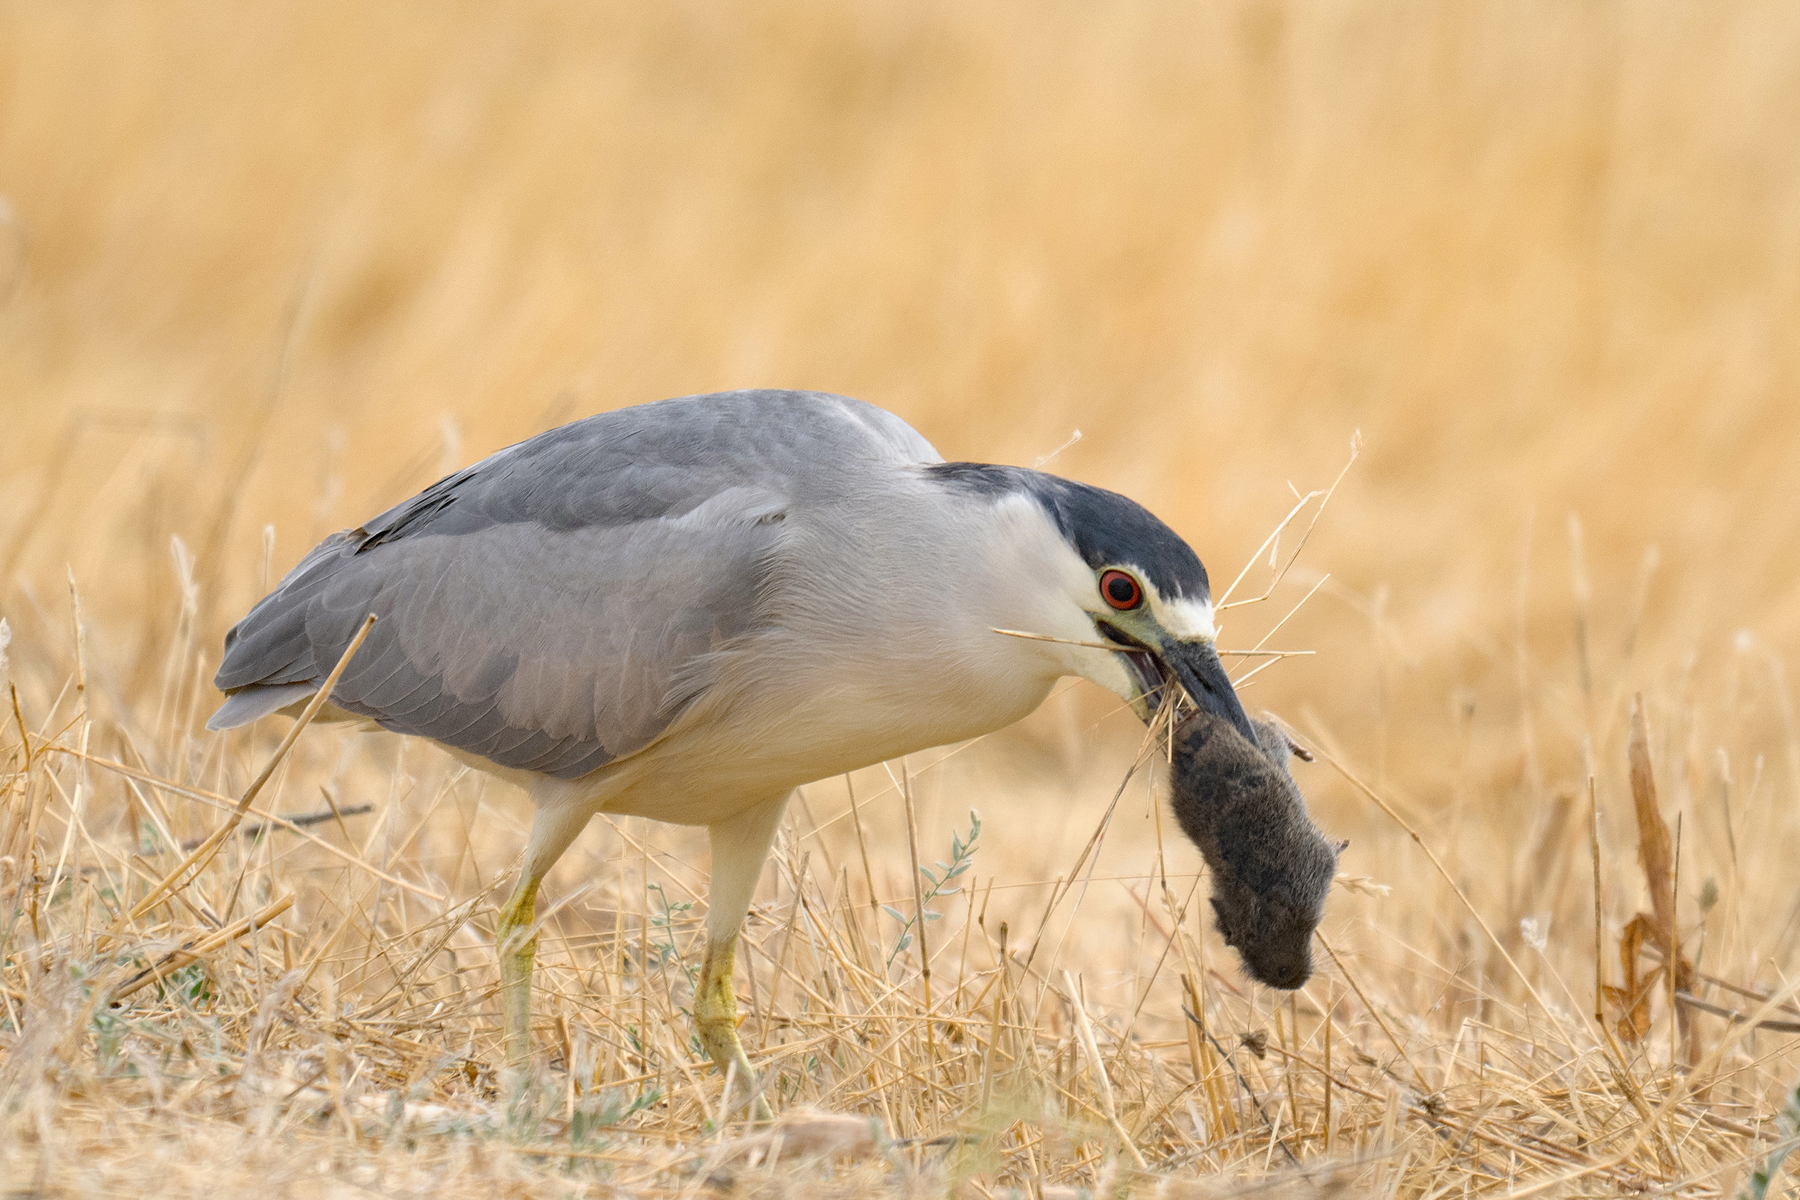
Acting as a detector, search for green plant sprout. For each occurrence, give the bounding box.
[884,808,980,970]
[646,881,697,990]
[1741,1072,1800,1200]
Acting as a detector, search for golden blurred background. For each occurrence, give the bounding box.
[3,0,1799,1011]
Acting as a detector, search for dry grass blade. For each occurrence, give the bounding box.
[115,613,376,929]
[6,7,1800,1192]
[1216,433,1360,611]
[0,504,1796,1199]
[112,893,295,1001]
[1298,732,1559,1024]
[58,750,445,900]
[1062,969,1147,1169]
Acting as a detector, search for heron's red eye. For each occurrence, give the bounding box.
[1100,570,1142,611]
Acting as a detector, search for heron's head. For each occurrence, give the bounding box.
[927,464,1255,741]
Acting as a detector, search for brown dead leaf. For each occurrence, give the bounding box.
[1608,914,1659,1042]
[1628,698,1676,944]
[1620,698,1700,1059]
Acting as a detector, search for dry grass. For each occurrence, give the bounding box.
[4,2,1800,1195]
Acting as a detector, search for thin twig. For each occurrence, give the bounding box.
[178,803,374,849]
[1180,1003,1301,1167]
[1300,731,1559,1023]
[114,614,377,930]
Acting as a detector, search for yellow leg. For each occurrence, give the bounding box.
[697,797,790,1122]
[695,932,770,1121]
[497,875,542,1069]
[499,801,599,1071]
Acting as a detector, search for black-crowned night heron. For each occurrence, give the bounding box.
[207,389,1253,1097]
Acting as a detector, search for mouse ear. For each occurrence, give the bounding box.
[1334,838,1350,855]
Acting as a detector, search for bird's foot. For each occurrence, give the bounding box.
[695,934,771,1123]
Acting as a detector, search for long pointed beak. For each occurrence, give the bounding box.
[1161,638,1256,743]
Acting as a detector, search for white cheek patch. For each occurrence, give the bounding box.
[1151,594,1216,642]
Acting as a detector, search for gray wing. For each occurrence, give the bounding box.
[208,390,939,779]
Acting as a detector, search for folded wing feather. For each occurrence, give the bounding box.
[205,390,934,780]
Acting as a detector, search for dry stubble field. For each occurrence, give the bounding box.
[3,3,1800,1197]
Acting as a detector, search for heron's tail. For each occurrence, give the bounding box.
[205,683,318,731]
